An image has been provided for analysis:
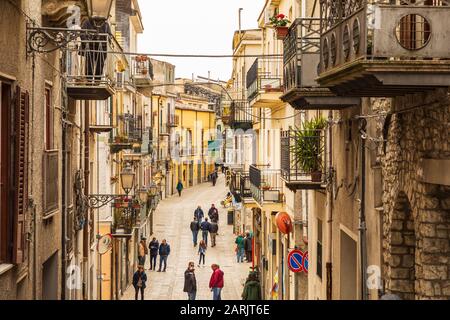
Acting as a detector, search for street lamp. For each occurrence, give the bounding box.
[138,188,149,204]
[120,165,135,195]
[86,0,114,22]
[149,184,158,197]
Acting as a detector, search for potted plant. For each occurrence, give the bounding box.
[270,13,291,40]
[291,116,327,182]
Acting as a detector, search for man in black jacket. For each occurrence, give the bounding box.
[194,206,204,227]
[148,237,159,271]
[183,262,197,300]
[209,221,219,247]
[208,204,219,223]
[244,232,252,263]
[157,239,171,272]
[200,218,211,246]
[190,217,200,247]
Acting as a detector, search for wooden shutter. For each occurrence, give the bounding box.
[13,86,29,264]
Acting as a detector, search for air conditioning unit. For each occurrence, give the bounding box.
[115,71,124,91]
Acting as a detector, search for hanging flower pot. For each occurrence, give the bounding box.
[275,26,289,40]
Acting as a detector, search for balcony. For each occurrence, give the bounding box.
[247,58,285,108]
[230,100,253,131]
[131,55,153,88]
[318,1,450,97]
[66,32,125,100]
[281,18,360,109]
[281,129,326,190]
[240,173,252,198]
[109,113,142,153]
[112,201,139,237]
[249,165,283,205]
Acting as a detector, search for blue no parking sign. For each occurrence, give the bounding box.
[287,250,309,273]
[287,250,304,273]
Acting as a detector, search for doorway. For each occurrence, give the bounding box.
[340,230,357,299]
[42,251,59,300]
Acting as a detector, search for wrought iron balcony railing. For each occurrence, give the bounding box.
[66,32,126,100]
[318,0,450,96]
[281,17,360,109]
[112,201,139,236]
[240,173,252,198]
[281,129,327,190]
[249,165,283,204]
[230,100,253,131]
[246,57,284,106]
[109,113,142,153]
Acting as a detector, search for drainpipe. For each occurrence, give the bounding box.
[83,100,90,300]
[359,118,368,300]
[326,111,333,300]
[61,82,67,300]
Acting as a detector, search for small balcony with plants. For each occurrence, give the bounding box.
[111,197,140,236]
[66,32,126,100]
[318,0,450,97]
[281,18,360,109]
[281,117,327,190]
[246,57,284,108]
[249,165,283,205]
[230,100,253,131]
[131,55,154,88]
[109,113,142,153]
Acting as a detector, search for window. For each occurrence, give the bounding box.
[1,84,29,264]
[44,87,54,150]
[317,218,323,279]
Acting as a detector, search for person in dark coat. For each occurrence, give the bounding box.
[190,217,200,246]
[183,262,197,300]
[211,171,218,186]
[242,273,261,300]
[176,181,183,197]
[132,265,147,300]
[157,239,171,272]
[200,218,211,246]
[194,206,204,226]
[208,204,219,223]
[148,237,159,271]
[209,221,219,247]
[244,232,252,263]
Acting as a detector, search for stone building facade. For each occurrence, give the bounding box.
[381,89,450,299]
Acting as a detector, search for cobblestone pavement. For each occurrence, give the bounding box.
[122,174,250,300]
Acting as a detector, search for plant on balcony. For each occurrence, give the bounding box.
[291,116,327,182]
[270,14,291,40]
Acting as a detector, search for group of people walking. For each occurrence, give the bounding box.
[133,237,171,300]
[235,232,253,263]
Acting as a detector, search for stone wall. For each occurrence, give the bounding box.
[381,89,450,300]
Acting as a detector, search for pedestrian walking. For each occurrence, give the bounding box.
[190,217,200,247]
[148,237,159,271]
[235,233,245,263]
[132,265,147,300]
[209,264,224,300]
[242,273,261,300]
[200,218,211,246]
[208,204,219,223]
[176,180,184,197]
[183,262,197,300]
[244,232,252,263]
[212,171,218,186]
[157,239,171,272]
[194,205,204,225]
[138,237,147,266]
[198,240,207,267]
[209,221,218,247]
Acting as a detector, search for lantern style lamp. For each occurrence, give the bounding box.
[138,188,149,204]
[120,165,135,195]
[86,0,114,22]
[149,184,158,196]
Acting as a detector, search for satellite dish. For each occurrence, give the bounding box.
[98,234,113,255]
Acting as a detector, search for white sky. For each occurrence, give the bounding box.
[137,0,262,81]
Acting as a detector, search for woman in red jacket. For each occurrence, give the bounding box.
[209,264,224,300]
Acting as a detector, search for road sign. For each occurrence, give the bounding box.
[303,251,309,274]
[287,249,305,273]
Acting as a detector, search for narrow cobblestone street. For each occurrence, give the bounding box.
[123,174,249,300]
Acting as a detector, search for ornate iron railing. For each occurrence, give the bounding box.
[249,165,282,204]
[230,100,253,130]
